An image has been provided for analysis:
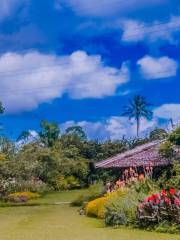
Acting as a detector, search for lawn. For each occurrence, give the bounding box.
[0,190,179,240]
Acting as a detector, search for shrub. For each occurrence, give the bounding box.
[137,188,180,231]
[132,178,157,195]
[7,191,40,203]
[105,189,145,226]
[57,176,81,190]
[1,179,50,195]
[71,182,105,207]
[86,182,105,201]
[71,195,85,207]
[85,196,107,219]
[85,189,127,219]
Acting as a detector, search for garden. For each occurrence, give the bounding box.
[0,113,179,238]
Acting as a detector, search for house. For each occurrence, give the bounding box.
[95,140,171,169]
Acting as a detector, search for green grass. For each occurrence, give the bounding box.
[0,190,179,240]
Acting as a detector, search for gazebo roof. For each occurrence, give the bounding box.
[95,140,171,169]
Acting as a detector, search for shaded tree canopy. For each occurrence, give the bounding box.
[39,120,60,147]
[65,126,87,141]
[149,128,168,141]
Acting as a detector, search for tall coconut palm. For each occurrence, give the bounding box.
[0,101,4,131]
[122,95,153,137]
[0,101,4,114]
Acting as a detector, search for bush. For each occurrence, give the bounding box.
[132,178,157,195]
[57,176,81,190]
[1,179,50,195]
[71,195,85,207]
[7,191,40,203]
[105,189,145,226]
[71,182,105,207]
[85,189,127,219]
[85,196,107,219]
[137,188,180,232]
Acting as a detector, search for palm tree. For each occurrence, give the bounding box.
[0,101,4,114]
[122,95,153,137]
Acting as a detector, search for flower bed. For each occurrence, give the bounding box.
[7,192,40,203]
[137,188,180,231]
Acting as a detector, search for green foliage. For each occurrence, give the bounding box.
[105,189,145,226]
[158,162,180,190]
[132,178,158,195]
[0,101,5,114]
[71,182,105,207]
[65,126,87,141]
[122,95,153,137]
[0,179,51,194]
[137,189,180,233]
[159,141,175,159]
[169,127,180,146]
[56,176,81,190]
[149,128,168,141]
[39,120,60,147]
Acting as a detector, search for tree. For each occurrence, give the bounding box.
[0,102,4,115]
[0,101,5,131]
[169,127,180,146]
[149,128,168,141]
[39,120,60,147]
[122,95,153,137]
[65,126,87,141]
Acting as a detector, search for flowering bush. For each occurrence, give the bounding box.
[0,179,50,195]
[105,188,145,226]
[137,188,180,229]
[85,189,126,219]
[7,191,40,203]
[85,196,107,219]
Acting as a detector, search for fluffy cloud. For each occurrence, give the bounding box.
[59,0,166,17]
[0,0,27,21]
[0,51,129,113]
[121,16,180,43]
[61,116,157,140]
[137,55,178,79]
[154,104,180,123]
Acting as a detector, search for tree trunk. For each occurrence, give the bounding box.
[137,117,140,138]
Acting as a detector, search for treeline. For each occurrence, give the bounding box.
[0,119,169,192]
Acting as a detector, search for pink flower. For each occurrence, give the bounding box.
[174,199,180,205]
[164,197,171,205]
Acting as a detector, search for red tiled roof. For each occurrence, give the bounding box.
[96,140,171,168]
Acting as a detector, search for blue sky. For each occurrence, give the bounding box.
[0,0,180,140]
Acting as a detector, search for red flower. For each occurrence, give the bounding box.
[161,189,167,196]
[148,195,155,202]
[169,188,176,195]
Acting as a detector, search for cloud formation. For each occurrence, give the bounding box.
[61,116,157,140]
[0,0,27,21]
[154,104,180,122]
[137,55,178,79]
[0,51,129,113]
[121,16,180,43]
[60,0,167,17]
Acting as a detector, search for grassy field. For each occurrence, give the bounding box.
[0,190,179,240]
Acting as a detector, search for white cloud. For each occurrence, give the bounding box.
[121,16,180,43]
[59,0,166,17]
[0,0,27,21]
[61,116,157,140]
[0,51,129,113]
[137,55,178,79]
[62,102,180,140]
[154,104,180,122]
